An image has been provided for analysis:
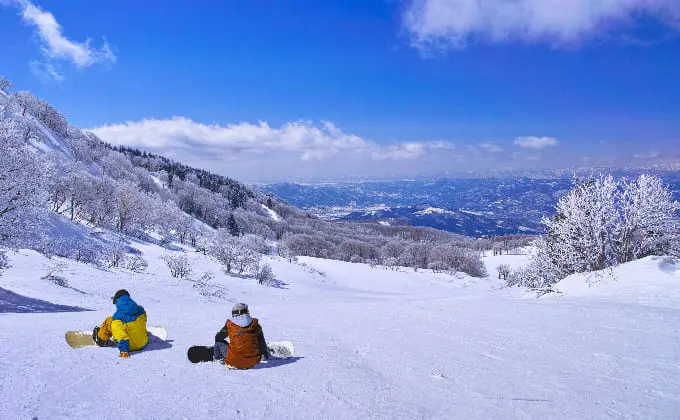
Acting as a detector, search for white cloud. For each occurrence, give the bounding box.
[371,141,455,160]
[88,118,466,180]
[19,1,115,67]
[479,143,502,152]
[633,150,660,159]
[29,60,64,82]
[403,0,680,49]
[2,0,115,80]
[87,118,672,180]
[90,117,372,160]
[514,136,559,149]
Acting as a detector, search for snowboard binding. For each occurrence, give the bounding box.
[92,327,117,348]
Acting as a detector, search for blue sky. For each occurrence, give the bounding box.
[1,0,679,181]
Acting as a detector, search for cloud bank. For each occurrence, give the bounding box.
[403,0,680,49]
[514,136,559,149]
[89,118,531,181]
[88,117,673,181]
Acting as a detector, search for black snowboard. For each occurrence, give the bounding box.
[187,345,214,363]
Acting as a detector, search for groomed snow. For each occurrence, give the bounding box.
[1,244,679,419]
[261,203,281,221]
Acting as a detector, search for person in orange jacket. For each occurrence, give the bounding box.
[213,302,270,369]
[92,289,148,358]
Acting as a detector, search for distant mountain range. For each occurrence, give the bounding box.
[261,172,680,237]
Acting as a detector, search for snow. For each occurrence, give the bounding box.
[1,244,680,419]
[414,206,456,216]
[261,203,281,221]
[151,175,164,188]
[459,209,484,216]
[554,255,680,308]
[378,221,390,226]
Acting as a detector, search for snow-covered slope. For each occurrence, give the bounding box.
[554,255,680,308]
[1,244,679,419]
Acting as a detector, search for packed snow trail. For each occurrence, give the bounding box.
[1,245,679,419]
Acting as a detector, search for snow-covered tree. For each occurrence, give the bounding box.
[543,175,619,275]
[101,242,128,268]
[614,174,680,262]
[227,213,240,236]
[233,246,261,274]
[0,75,12,91]
[80,176,117,228]
[428,261,449,273]
[512,174,680,288]
[101,151,135,181]
[256,263,275,285]
[114,181,147,233]
[496,264,510,280]
[0,120,47,241]
[209,229,243,273]
[384,257,399,270]
[400,242,430,268]
[123,255,148,273]
[162,253,192,278]
[382,241,404,259]
[241,234,269,254]
[0,249,9,275]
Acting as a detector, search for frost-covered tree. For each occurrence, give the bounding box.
[0,249,9,275]
[614,174,680,262]
[101,242,128,268]
[101,151,135,181]
[123,255,148,273]
[543,175,619,275]
[162,253,192,278]
[114,181,147,233]
[256,263,275,285]
[227,213,240,236]
[0,120,47,241]
[0,75,12,91]
[384,257,399,270]
[152,199,184,243]
[496,264,510,281]
[209,229,243,273]
[241,234,269,254]
[428,261,449,273]
[400,242,430,268]
[80,176,117,228]
[233,246,261,275]
[512,174,680,288]
[382,241,404,259]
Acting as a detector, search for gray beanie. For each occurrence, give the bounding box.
[232,302,249,315]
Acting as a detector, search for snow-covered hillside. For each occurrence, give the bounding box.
[1,244,679,419]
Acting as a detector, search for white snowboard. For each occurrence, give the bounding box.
[267,341,295,359]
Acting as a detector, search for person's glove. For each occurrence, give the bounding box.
[119,352,130,358]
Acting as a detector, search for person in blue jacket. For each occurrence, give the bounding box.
[92,289,148,358]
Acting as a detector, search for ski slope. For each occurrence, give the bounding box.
[1,243,679,419]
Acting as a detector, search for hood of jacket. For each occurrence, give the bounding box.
[230,313,253,328]
[113,295,145,323]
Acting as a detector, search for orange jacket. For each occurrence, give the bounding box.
[225,318,263,369]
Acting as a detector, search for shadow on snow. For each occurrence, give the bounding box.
[252,356,303,369]
[0,287,91,314]
[137,337,174,354]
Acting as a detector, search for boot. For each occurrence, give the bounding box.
[92,326,117,347]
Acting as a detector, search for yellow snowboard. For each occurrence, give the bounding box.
[65,327,168,349]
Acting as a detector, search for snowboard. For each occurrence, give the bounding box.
[187,341,295,364]
[65,326,168,349]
